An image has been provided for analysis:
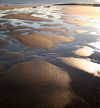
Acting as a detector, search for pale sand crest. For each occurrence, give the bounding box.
[75,30,87,34]
[0,60,74,108]
[73,46,94,57]
[60,57,100,77]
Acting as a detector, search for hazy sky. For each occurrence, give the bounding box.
[0,0,100,4]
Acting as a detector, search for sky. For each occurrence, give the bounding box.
[0,0,100,5]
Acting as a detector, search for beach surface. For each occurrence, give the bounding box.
[0,4,100,108]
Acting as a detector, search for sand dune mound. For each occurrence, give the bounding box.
[0,60,73,108]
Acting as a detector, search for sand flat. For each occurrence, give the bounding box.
[62,6,100,19]
[61,57,100,77]
[17,33,74,50]
[2,13,51,21]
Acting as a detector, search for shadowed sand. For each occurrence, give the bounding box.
[0,49,22,59]
[62,6,100,19]
[65,20,88,26]
[38,28,67,34]
[0,39,9,47]
[42,24,62,26]
[0,62,5,72]
[75,30,87,34]
[73,46,94,57]
[60,57,100,77]
[17,33,74,50]
[2,13,51,21]
[0,60,74,108]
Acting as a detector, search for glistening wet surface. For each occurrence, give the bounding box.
[0,4,100,108]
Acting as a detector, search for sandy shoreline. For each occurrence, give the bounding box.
[0,4,40,10]
[0,4,100,108]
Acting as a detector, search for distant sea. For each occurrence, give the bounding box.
[0,0,99,5]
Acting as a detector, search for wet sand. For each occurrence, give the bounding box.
[0,39,9,46]
[38,28,67,34]
[3,13,51,21]
[17,33,73,50]
[0,4,100,108]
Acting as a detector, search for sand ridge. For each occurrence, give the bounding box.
[17,33,74,50]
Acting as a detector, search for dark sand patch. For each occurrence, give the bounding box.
[60,57,100,77]
[0,39,9,47]
[0,49,22,59]
[0,24,7,31]
[0,62,5,73]
[73,46,94,57]
[0,60,74,108]
[42,24,62,26]
[17,33,74,50]
[65,20,88,26]
[75,30,87,34]
[2,13,51,21]
[62,6,100,19]
[38,28,67,34]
